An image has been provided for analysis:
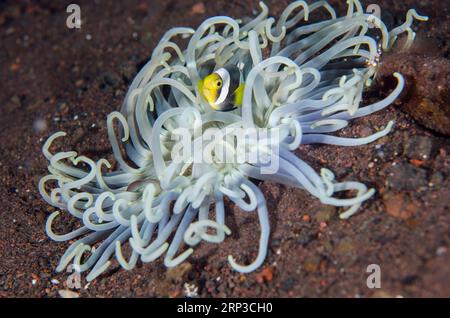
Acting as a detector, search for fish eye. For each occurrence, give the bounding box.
[216,80,222,88]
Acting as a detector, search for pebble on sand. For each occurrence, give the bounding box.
[190,3,205,15]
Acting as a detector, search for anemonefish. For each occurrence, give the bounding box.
[198,64,245,111]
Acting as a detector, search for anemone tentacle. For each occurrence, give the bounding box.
[39,1,427,280]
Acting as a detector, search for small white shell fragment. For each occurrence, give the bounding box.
[58,289,80,298]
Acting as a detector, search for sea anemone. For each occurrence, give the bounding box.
[39,0,427,281]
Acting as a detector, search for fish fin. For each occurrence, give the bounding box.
[210,103,223,111]
[221,106,237,112]
[198,79,204,96]
[233,83,245,107]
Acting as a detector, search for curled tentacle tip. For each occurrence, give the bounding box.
[409,9,429,21]
[227,255,258,274]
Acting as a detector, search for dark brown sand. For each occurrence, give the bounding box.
[0,0,448,297]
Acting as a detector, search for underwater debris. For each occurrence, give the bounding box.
[39,1,427,280]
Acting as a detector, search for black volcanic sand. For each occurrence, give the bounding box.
[0,0,449,297]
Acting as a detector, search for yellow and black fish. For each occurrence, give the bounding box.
[198,64,245,111]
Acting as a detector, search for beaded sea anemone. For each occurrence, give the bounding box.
[39,1,427,281]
